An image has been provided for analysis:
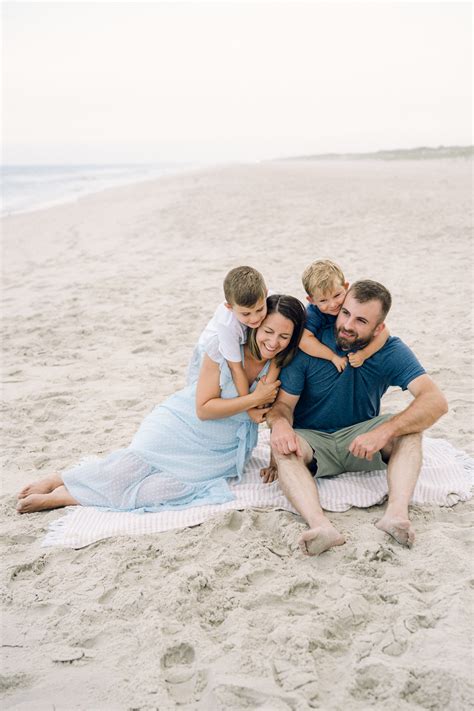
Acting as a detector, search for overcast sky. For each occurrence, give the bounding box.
[2,1,472,164]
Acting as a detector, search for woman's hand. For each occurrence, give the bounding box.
[251,376,281,408]
[247,406,272,424]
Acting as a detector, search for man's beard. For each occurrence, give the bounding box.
[335,325,372,352]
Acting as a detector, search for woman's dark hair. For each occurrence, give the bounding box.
[247,294,306,368]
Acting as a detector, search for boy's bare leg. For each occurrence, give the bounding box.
[272,438,345,555]
[17,486,79,514]
[376,433,422,547]
[18,473,64,499]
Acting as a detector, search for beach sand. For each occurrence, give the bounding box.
[1,159,473,709]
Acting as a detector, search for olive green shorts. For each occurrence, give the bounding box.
[295,414,393,478]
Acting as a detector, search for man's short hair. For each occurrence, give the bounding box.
[223,266,267,307]
[347,280,392,322]
[302,259,346,296]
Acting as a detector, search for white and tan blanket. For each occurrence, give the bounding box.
[42,431,473,549]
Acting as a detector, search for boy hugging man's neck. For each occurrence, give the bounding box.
[299,259,389,371]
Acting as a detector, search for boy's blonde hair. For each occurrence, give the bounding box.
[224,266,267,307]
[302,259,346,296]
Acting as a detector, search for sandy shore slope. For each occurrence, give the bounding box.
[1,159,473,709]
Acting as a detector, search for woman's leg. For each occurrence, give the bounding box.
[17,485,79,514]
[17,473,64,499]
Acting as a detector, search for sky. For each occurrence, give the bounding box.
[2,1,472,164]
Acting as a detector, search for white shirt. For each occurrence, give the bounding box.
[198,301,246,364]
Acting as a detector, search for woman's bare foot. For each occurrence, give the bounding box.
[260,465,278,483]
[299,525,345,556]
[16,486,78,514]
[17,474,63,500]
[376,515,415,547]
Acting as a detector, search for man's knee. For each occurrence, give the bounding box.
[383,432,422,462]
[271,435,314,466]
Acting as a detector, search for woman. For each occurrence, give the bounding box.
[17,295,306,514]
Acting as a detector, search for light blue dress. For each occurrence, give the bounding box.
[62,354,269,512]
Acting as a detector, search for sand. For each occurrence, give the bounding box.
[1,159,473,709]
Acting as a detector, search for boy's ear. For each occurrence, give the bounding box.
[306,295,314,304]
[224,302,233,311]
[343,282,350,290]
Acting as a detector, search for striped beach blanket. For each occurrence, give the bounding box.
[43,431,473,549]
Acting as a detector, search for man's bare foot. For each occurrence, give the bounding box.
[16,486,78,514]
[17,474,63,499]
[299,525,345,556]
[260,465,278,483]
[376,515,415,548]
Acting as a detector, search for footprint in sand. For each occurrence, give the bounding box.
[272,659,319,707]
[400,669,469,709]
[351,662,396,702]
[203,678,296,711]
[161,643,201,704]
[208,510,243,542]
[9,555,48,582]
[0,673,34,694]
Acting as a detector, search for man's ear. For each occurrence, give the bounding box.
[224,302,233,311]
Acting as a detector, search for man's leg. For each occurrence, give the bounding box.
[272,436,345,556]
[376,432,422,547]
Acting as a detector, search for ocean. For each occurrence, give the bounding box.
[0,163,194,216]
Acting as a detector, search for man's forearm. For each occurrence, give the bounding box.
[384,390,448,439]
[266,401,294,430]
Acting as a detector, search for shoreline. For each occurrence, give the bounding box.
[0,162,207,218]
[4,150,472,218]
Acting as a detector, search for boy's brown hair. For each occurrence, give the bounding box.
[302,259,346,296]
[224,266,267,307]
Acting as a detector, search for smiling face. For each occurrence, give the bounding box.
[255,311,295,359]
[229,296,267,328]
[335,292,385,350]
[308,281,348,316]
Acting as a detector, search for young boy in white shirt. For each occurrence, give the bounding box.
[188,266,278,403]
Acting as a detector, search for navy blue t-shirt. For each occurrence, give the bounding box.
[281,326,426,433]
[305,304,336,336]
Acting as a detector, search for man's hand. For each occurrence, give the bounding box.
[348,351,365,368]
[270,419,303,456]
[349,425,392,460]
[331,354,348,373]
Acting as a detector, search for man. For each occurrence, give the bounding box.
[265,280,448,555]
